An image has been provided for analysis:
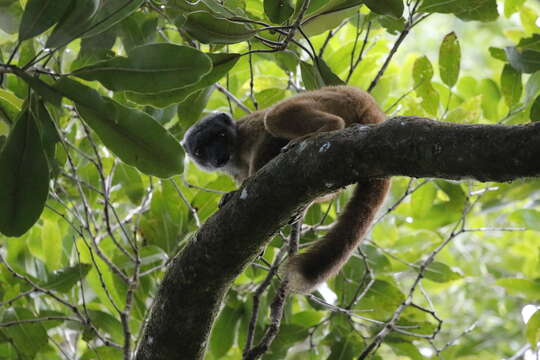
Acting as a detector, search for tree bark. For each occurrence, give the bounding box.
[135,117,540,360]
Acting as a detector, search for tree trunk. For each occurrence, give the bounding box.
[135,117,540,360]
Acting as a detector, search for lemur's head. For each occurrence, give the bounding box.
[181,113,238,171]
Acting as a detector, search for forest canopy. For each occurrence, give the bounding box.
[0,0,539,359]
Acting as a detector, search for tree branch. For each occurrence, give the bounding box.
[135,117,540,360]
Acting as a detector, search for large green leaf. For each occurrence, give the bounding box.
[82,0,145,39]
[0,108,49,237]
[45,0,99,48]
[210,306,238,357]
[0,89,22,125]
[177,86,214,127]
[264,0,294,24]
[419,0,498,22]
[182,11,255,44]
[301,60,325,90]
[12,68,63,107]
[70,28,117,71]
[0,308,48,358]
[31,97,59,173]
[126,53,240,108]
[19,0,72,41]
[0,1,22,34]
[411,182,437,217]
[119,11,158,51]
[439,32,461,87]
[300,57,344,90]
[423,262,462,283]
[54,78,184,178]
[73,43,212,93]
[505,46,540,74]
[40,263,92,293]
[301,1,361,36]
[364,0,403,18]
[501,63,522,107]
[413,55,439,115]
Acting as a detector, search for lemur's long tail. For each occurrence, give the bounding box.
[285,178,391,293]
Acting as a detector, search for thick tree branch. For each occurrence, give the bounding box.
[135,117,540,360]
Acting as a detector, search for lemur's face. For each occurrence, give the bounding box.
[182,113,238,171]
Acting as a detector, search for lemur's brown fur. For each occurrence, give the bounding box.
[183,85,390,293]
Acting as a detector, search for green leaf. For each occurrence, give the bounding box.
[114,245,166,273]
[504,0,526,17]
[501,64,523,108]
[0,1,22,34]
[40,263,92,293]
[12,68,63,107]
[526,310,540,349]
[439,32,461,87]
[139,181,186,254]
[45,0,100,48]
[411,182,437,218]
[0,89,22,125]
[525,71,540,104]
[73,43,212,93]
[301,2,360,36]
[19,0,72,41]
[71,28,117,71]
[327,332,365,359]
[264,0,294,24]
[81,346,123,360]
[0,108,49,237]
[126,53,240,108]
[183,11,255,44]
[413,56,439,115]
[479,79,501,121]
[119,11,158,51]
[388,341,423,360]
[364,0,403,18]
[300,57,345,90]
[210,306,238,357]
[301,60,325,90]
[113,163,145,204]
[82,0,145,39]
[532,95,540,122]
[31,97,60,172]
[0,308,48,358]
[291,311,324,327]
[54,78,184,178]
[413,55,434,85]
[177,86,214,128]
[505,46,540,74]
[517,34,540,52]
[419,0,498,22]
[356,280,406,320]
[423,262,462,283]
[254,88,287,109]
[489,46,507,61]
[38,310,68,330]
[316,57,345,86]
[496,278,540,299]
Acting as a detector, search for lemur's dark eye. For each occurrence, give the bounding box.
[194,148,202,157]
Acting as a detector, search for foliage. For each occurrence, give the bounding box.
[0,0,539,359]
